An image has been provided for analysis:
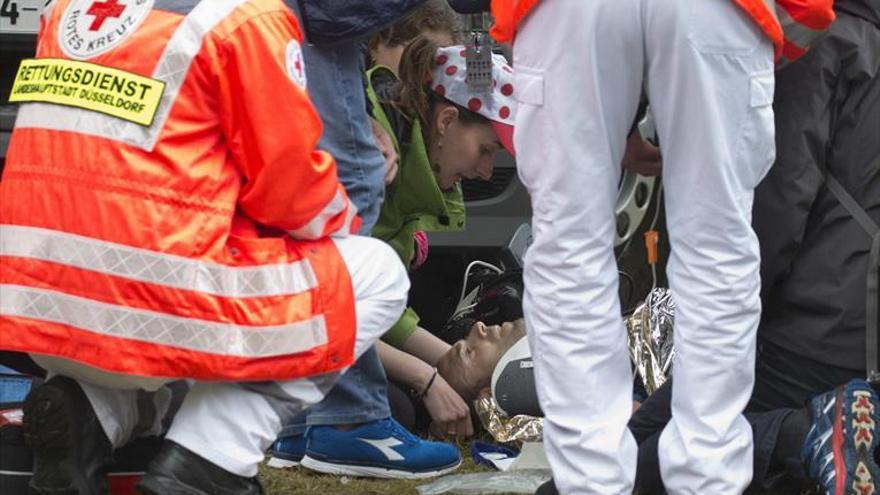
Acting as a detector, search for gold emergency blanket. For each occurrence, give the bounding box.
[626,288,676,395]
[475,391,543,444]
[475,288,676,443]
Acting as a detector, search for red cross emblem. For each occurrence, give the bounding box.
[284,40,307,87]
[292,51,304,80]
[86,0,127,31]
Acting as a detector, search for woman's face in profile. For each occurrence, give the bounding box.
[431,118,501,190]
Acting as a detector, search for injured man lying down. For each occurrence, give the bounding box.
[433,316,643,426]
[430,290,878,495]
[436,319,536,416]
[384,317,536,440]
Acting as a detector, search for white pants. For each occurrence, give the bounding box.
[33,235,408,478]
[514,0,774,493]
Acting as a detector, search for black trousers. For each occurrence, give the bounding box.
[629,339,863,494]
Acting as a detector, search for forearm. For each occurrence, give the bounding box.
[398,326,451,366]
[376,340,434,390]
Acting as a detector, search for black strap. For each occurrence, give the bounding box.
[820,75,880,380]
[822,174,880,379]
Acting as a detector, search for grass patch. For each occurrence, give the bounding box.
[259,441,493,495]
[258,439,818,495]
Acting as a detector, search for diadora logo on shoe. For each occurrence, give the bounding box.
[59,0,155,60]
[357,437,404,461]
[853,390,877,449]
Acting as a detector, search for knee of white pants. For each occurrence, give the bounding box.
[333,235,409,356]
[167,383,271,478]
[167,378,328,478]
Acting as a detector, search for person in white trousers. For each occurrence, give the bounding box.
[513,0,775,493]
[30,235,408,480]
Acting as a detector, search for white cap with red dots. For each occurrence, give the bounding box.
[430,45,517,155]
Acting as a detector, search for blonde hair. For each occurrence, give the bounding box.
[369,0,462,52]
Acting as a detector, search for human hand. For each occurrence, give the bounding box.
[621,130,662,176]
[423,374,474,438]
[371,117,398,185]
[411,230,429,270]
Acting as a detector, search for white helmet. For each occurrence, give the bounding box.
[490,337,541,417]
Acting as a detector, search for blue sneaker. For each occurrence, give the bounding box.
[300,418,461,479]
[802,379,880,495]
[266,434,307,469]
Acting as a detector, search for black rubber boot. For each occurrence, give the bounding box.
[22,376,113,495]
[136,440,264,495]
[535,478,559,495]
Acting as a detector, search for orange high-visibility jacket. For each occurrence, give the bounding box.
[490,0,835,64]
[0,0,362,381]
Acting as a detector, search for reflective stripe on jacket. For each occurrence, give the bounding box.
[0,0,359,381]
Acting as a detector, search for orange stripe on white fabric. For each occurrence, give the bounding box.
[333,195,361,237]
[0,225,318,298]
[288,187,355,240]
[15,0,249,151]
[0,284,328,358]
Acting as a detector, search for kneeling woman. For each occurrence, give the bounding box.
[367,38,518,438]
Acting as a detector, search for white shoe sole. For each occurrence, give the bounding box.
[300,455,461,479]
[266,456,301,469]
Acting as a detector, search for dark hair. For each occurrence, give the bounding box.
[369,0,462,52]
[397,37,488,140]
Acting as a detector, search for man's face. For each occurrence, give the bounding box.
[437,319,526,400]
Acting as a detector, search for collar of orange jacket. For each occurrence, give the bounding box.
[490,0,786,59]
[490,0,540,43]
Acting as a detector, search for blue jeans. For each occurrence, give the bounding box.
[307,42,386,232]
[279,41,390,437]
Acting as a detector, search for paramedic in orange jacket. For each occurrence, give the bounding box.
[488,0,834,494]
[0,0,408,493]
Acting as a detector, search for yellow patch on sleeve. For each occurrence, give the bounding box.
[9,58,166,127]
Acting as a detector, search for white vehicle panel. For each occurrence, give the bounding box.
[0,0,45,35]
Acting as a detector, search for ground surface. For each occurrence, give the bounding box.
[259,441,499,495]
[258,440,814,495]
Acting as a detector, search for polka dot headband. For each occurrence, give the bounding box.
[431,45,517,155]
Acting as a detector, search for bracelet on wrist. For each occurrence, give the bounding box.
[412,367,438,399]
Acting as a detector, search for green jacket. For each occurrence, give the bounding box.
[366,66,466,346]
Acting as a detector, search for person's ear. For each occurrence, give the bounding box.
[434,104,459,137]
